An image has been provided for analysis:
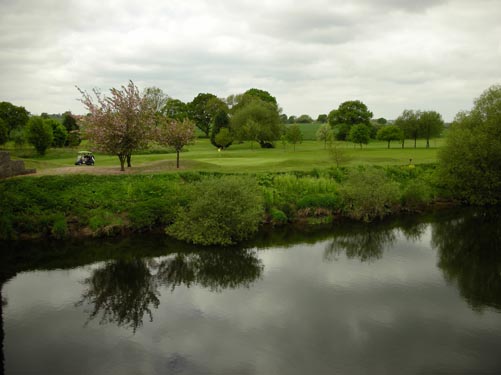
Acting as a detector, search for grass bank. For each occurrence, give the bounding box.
[0,165,449,243]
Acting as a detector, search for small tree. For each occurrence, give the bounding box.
[349,124,370,148]
[78,80,156,171]
[26,116,53,155]
[62,111,79,132]
[44,118,67,148]
[286,124,303,151]
[156,118,196,168]
[329,141,351,167]
[376,125,403,149]
[316,123,333,149]
[214,128,233,150]
[395,109,420,148]
[418,110,444,148]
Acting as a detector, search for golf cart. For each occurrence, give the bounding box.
[75,151,95,166]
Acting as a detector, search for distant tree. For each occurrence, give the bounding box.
[210,110,231,148]
[286,124,303,151]
[376,125,403,148]
[395,109,420,148]
[279,114,288,124]
[241,88,277,107]
[156,118,196,168]
[418,110,444,148]
[188,93,227,137]
[328,100,373,126]
[376,117,387,125]
[317,114,328,123]
[296,114,313,123]
[0,119,8,146]
[62,111,79,132]
[161,98,189,121]
[66,130,81,147]
[329,141,351,167]
[0,102,29,134]
[316,123,333,149]
[438,84,501,204]
[10,128,26,148]
[26,116,53,155]
[349,124,370,148]
[215,128,233,150]
[332,123,351,141]
[78,80,156,171]
[44,118,67,147]
[143,87,169,113]
[231,99,282,148]
[40,112,50,119]
[287,115,297,124]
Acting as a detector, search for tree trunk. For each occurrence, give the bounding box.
[387,140,390,149]
[402,139,405,149]
[127,154,132,168]
[118,154,126,171]
[176,150,180,168]
[414,137,417,148]
[426,138,430,148]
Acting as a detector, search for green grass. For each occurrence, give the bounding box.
[2,135,444,174]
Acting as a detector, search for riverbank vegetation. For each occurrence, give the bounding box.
[0,164,444,244]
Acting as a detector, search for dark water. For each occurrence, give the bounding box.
[1,208,501,374]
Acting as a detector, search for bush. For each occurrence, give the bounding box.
[51,215,69,239]
[340,167,400,221]
[166,176,264,245]
[401,180,433,208]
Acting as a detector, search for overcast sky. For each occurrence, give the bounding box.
[1,0,500,121]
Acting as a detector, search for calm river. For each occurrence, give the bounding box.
[1,208,501,374]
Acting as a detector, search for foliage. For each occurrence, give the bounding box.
[66,130,82,147]
[155,118,196,168]
[296,114,313,123]
[419,110,444,148]
[62,111,79,132]
[286,124,303,151]
[316,123,333,149]
[0,118,8,145]
[395,109,419,148]
[0,101,30,133]
[78,80,156,171]
[328,100,373,127]
[143,86,169,113]
[26,116,54,155]
[10,128,26,148]
[317,114,328,123]
[214,128,233,150]
[349,124,370,148]
[162,98,189,121]
[188,93,227,137]
[332,123,351,141]
[438,84,501,204]
[376,125,403,148]
[339,167,400,221]
[210,110,231,148]
[45,118,68,147]
[329,141,350,167]
[166,176,264,245]
[231,98,282,148]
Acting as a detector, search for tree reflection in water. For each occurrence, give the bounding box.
[432,209,501,311]
[77,258,160,332]
[324,223,397,262]
[78,248,263,331]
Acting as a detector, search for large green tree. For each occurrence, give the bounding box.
[188,93,227,137]
[161,98,189,121]
[328,100,373,141]
[0,102,29,134]
[231,98,282,148]
[26,116,54,155]
[438,84,501,204]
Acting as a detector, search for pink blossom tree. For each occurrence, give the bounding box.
[156,118,196,168]
[78,81,156,171]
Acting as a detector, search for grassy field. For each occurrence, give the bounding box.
[3,135,444,174]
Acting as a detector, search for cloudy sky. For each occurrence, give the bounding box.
[1,0,500,121]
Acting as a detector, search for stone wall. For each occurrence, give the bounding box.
[0,151,36,178]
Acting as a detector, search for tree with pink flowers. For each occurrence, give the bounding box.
[156,118,196,168]
[78,81,156,171]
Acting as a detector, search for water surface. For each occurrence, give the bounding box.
[1,209,501,374]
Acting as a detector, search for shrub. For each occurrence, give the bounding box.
[270,208,288,225]
[166,176,264,245]
[401,180,433,208]
[339,167,400,221]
